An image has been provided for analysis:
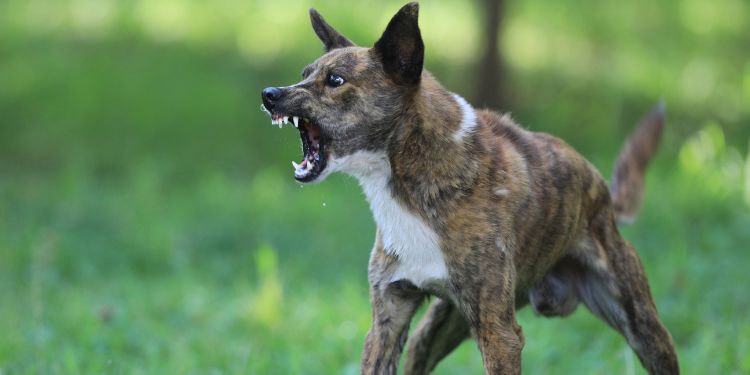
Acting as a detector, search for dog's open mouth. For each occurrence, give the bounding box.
[261,105,327,182]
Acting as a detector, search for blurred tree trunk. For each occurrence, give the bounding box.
[475,0,506,110]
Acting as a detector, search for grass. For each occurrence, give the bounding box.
[2,151,749,374]
[1,1,750,373]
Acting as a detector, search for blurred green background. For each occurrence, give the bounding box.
[1,0,749,373]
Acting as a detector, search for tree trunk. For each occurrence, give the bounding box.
[475,0,506,110]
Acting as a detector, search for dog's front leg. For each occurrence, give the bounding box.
[362,238,424,375]
[453,253,524,375]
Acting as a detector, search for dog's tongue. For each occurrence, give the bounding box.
[291,119,322,179]
[305,121,320,147]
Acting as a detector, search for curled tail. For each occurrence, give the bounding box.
[610,102,665,224]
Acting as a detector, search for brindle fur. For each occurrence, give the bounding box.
[263,3,679,374]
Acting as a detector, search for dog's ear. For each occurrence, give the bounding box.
[373,2,424,85]
[309,8,354,51]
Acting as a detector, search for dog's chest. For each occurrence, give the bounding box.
[337,152,448,288]
[370,192,448,288]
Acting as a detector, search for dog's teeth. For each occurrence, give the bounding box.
[293,116,299,127]
[278,122,283,129]
[292,161,301,169]
[283,116,288,124]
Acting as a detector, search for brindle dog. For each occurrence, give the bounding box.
[260,3,679,374]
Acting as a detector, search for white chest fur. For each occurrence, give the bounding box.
[329,151,448,287]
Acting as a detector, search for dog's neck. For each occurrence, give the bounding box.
[385,76,484,215]
[408,75,479,144]
[333,75,484,219]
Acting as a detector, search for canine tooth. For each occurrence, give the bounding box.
[293,116,299,127]
[278,122,283,129]
[292,161,301,169]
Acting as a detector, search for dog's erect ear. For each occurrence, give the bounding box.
[373,2,424,85]
[309,8,354,51]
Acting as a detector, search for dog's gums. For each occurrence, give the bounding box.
[261,104,326,182]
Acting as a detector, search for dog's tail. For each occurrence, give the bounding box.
[610,102,665,224]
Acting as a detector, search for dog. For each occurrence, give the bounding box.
[260,3,679,374]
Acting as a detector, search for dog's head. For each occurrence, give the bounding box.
[261,2,424,182]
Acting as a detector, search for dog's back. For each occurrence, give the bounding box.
[470,104,664,292]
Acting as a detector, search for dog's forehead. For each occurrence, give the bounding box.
[310,47,371,73]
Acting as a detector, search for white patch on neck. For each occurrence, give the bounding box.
[450,93,478,143]
[328,151,448,287]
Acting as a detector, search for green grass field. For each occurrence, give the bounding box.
[1,1,749,374]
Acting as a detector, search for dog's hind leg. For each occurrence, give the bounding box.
[573,211,679,375]
[403,299,470,375]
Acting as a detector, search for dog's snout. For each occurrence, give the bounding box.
[262,87,283,109]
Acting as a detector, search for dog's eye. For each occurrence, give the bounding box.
[325,73,346,87]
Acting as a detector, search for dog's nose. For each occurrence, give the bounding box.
[262,87,283,109]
